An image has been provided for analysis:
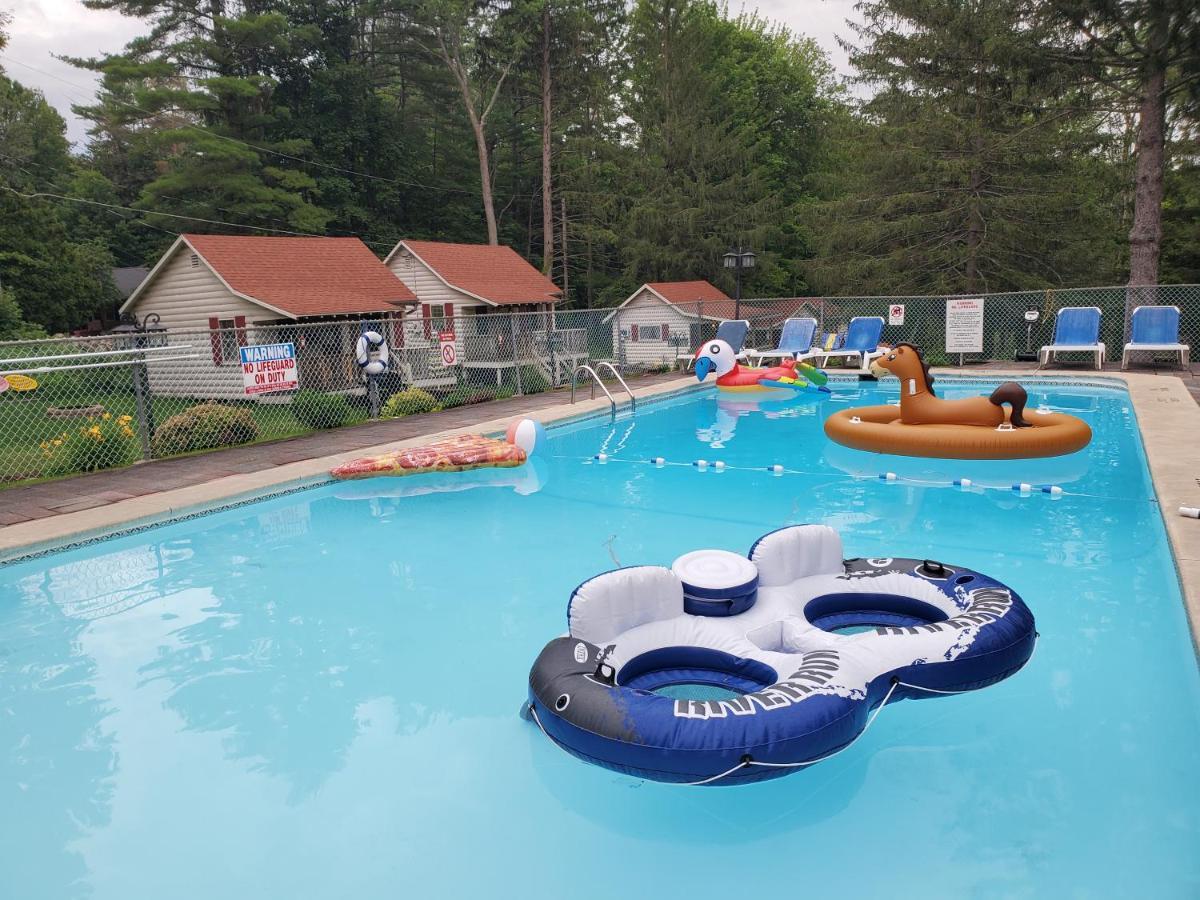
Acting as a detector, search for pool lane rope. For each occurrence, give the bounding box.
[525,635,1040,787]
[557,454,1154,504]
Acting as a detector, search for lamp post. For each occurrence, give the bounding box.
[111,312,165,460]
[723,247,756,320]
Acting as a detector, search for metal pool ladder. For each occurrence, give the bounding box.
[571,363,637,418]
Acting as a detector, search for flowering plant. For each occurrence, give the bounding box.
[41,412,139,475]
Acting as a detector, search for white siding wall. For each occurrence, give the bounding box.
[387,247,490,385]
[610,290,698,367]
[128,244,269,399]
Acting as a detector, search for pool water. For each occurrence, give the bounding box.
[3,379,1198,898]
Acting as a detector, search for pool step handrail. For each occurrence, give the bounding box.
[571,364,632,419]
[592,362,637,414]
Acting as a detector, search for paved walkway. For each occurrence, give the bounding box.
[0,374,679,528]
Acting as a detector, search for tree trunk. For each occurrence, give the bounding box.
[541,3,554,275]
[1128,64,1166,286]
[438,36,503,245]
[468,108,500,245]
[964,63,985,294]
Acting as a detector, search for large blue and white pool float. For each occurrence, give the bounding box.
[525,524,1036,785]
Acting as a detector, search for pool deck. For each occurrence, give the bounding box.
[1,365,1198,651]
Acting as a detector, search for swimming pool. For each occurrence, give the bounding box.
[2,378,1198,898]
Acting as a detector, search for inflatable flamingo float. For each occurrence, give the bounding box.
[694,339,829,394]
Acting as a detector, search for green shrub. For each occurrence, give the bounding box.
[292,389,355,429]
[504,365,550,395]
[382,388,438,418]
[438,384,512,408]
[151,402,260,456]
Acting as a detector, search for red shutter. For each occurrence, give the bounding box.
[234,315,247,348]
[391,312,405,348]
[422,303,432,339]
[630,324,639,342]
[208,316,222,364]
[662,323,669,341]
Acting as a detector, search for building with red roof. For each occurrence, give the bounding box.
[602,281,827,368]
[384,239,573,386]
[120,234,418,399]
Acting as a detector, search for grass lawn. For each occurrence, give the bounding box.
[0,390,365,487]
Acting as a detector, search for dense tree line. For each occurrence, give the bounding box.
[0,0,1197,336]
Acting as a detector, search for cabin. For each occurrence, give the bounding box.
[385,240,572,386]
[120,234,417,399]
[604,281,824,368]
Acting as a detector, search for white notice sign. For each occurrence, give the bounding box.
[439,329,457,367]
[945,298,984,354]
[888,304,905,326]
[240,343,299,395]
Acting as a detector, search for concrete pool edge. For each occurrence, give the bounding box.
[1,369,1197,654]
[0,376,702,562]
[943,367,1200,655]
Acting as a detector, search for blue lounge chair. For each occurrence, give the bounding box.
[681,319,750,368]
[802,316,885,372]
[1122,305,1188,369]
[745,317,817,363]
[1039,307,1105,370]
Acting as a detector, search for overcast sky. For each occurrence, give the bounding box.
[2,0,862,148]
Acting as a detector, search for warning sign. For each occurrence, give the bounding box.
[240,342,299,395]
[946,298,984,354]
[439,329,457,367]
[888,304,905,326]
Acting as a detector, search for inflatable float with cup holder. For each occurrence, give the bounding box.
[525,524,1036,785]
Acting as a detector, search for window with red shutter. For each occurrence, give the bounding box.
[662,323,669,342]
[234,315,247,348]
[208,317,222,365]
[390,312,405,348]
[630,324,639,342]
[422,303,432,340]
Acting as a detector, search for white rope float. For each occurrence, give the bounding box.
[558,453,1153,504]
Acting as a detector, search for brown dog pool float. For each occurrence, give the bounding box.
[824,344,1092,459]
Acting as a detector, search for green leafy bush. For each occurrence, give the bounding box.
[292,389,355,429]
[151,402,260,456]
[382,388,438,418]
[508,365,550,395]
[438,385,507,409]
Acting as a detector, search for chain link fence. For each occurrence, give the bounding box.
[0,284,1195,488]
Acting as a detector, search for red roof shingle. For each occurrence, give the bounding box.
[400,240,561,306]
[183,234,416,318]
[646,280,730,304]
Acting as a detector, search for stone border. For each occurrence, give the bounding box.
[1,368,1196,653]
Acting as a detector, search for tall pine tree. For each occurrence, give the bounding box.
[809,0,1123,295]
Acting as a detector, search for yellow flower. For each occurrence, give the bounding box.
[121,426,134,437]
[118,414,132,424]
[89,425,101,436]
[102,412,111,420]
[40,441,48,449]
[52,439,62,446]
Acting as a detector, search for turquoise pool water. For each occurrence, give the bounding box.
[2,379,1198,898]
